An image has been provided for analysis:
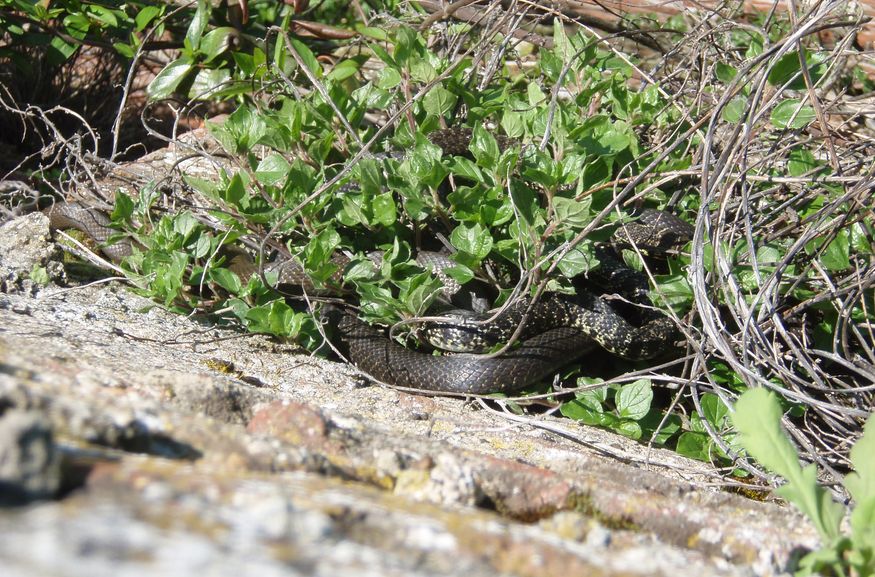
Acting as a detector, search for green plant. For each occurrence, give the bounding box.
[733,388,875,576]
[102,3,874,465]
[0,0,166,67]
[125,18,696,337]
[560,378,682,443]
[21,0,873,482]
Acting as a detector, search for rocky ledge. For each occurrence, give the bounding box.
[0,212,816,577]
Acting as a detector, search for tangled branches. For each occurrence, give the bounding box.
[636,0,874,481]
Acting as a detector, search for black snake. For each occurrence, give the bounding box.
[44,130,693,394]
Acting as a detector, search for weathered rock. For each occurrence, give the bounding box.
[0,213,820,576]
[0,411,60,504]
[0,212,63,293]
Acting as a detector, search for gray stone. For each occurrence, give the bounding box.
[0,212,63,293]
[0,411,60,504]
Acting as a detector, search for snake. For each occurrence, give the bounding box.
[43,130,693,394]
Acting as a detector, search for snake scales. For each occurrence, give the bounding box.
[44,128,692,394]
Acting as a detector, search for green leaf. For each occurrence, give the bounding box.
[255,153,291,186]
[650,273,693,312]
[147,58,193,99]
[527,82,546,107]
[113,42,135,59]
[184,176,219,201]
[85,5,119,28]
[615,420,643,440]
[186,0,210,51]
[640,412,681,446]
[715,62,737,83]
[29,264,49,286]
[221,106,267,153]
[423,85,457,118]
[795,545,845,576]
[849,496,875,557]
[774,464,844,542]
[850,222,874,255]
[560,396,617,429]
[392,26,422,66]
[62,13,90,39]
[768,50,826,89]
[845,415,875,507]
[245,300,300,337]
[192,233,212,259]
[732,389,805,480]
[721,96,746,123]
[223,172,248,209]
[209,267,243,294]
[172,211,199,239]
[410,58,437,83]
[599,124,633,153]
[146,250,189,306]
[327,59,361,81]
[135,6,162,32]
[357,283,399,320]
[700,393,729,429]
[48,35,78,66]
[560,399,602,424]
[573,378,608,409]
[441,264,473,286]
[370,192,397,227]
[745,35,764,58]
[397,270,443,316]
[767,52,803,87]
[556,244,597,277]
[198,27,236,62]
[111,192,135,222]
[355,157,382,196]
[676,431,711,461]
[358,26,389,41]
[450,223,493,260]
[289,36,320,75]
[189,67,231,98]
[821,229,851,271]
[469,125,499,165]
[552,17,572,64]
[500,107,524,138]
[770,99,815,129]
[788,148,818,177]
[614,379,653,420]
[553,197,592,228]
[732,388,844,541]
[376,67,402,89]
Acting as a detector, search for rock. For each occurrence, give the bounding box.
[0,211,819,576]
[0,411,60,505]
[0,212,63,293]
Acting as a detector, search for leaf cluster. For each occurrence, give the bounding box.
[734,388,875,577]
[560,378,682,443]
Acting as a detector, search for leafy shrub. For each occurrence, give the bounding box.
[12,0,873,482]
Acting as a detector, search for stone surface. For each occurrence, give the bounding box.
[0,212,819,576]
[0,411,60,504]
[0,212,62,294]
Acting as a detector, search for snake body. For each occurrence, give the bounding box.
[324,305,597,393]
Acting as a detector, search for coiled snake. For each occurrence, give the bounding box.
[44,130,692,394]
